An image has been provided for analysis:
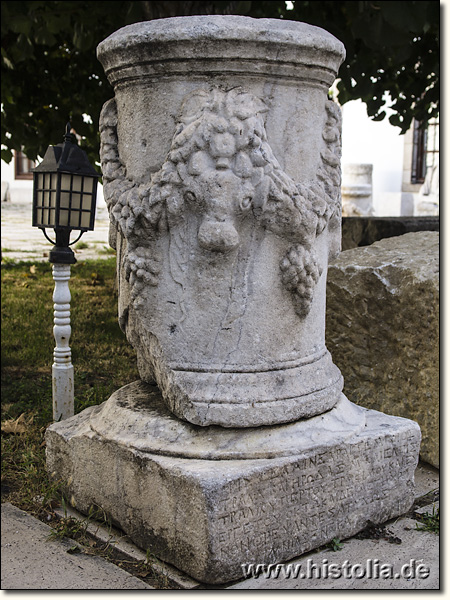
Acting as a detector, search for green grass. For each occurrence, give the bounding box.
[98,245,116,255]
[415,506,439,534]
[1,248,36,253]
[327,537,344,551]
[1,258,139,515]
[74,241,90,250]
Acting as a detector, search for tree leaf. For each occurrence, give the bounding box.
[8,15,33,36]
[0,0,440,160]
[1,413,33,434]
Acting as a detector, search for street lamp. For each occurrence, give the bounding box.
[32,123,100,422]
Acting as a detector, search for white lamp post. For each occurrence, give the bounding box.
[32,123,100,421]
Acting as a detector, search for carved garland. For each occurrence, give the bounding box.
[99,87,341,318]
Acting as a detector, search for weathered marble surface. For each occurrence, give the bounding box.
[97,16,346,427]
[46,382,420,584]
[89,381,366,459]
[326,232,439,467]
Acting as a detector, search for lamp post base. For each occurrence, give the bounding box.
[49,246,76,264]
[49,229,77,264]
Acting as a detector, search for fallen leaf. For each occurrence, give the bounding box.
[1,413,34,434]
[30,265,36,274]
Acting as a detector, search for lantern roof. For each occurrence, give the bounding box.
[32,123,100,178]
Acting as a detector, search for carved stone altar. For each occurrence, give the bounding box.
[46,16,420,584]
[97,17,347,427]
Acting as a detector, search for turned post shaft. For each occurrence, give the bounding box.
[52,263,74,421]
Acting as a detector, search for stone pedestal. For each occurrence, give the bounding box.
[46,381,420,584]
[341,164,374,217]
[46,15,421,585]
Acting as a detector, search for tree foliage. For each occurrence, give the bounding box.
[1,1,439,166]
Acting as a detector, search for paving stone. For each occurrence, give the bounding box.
[1,503,153,590]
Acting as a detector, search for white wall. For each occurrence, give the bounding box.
[341,99,406,216]
[1,158,34,202]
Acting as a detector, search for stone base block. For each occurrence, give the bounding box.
[46,381,420,584]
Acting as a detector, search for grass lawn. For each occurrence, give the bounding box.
[1,257,139,516]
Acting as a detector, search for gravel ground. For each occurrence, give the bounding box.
[1,199,111,262]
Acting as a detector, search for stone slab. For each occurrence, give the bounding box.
[413,461,439,499]
[87,381,365,459]
[0,503,152,590]
[1,460,438,591]
[46,382,420,584]
[341,216,440,251]
[414,502,439,516]
[326,232,439,467]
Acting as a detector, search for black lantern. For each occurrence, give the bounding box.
[32,123,100,263]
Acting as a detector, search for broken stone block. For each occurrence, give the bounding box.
[326,231,439,467]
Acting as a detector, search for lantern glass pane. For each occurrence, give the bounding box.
[72,176,83,192]
[61,173,72,191]
[37,173,44,189]
[49,209,56,226]
[36,190,44,209]
[82,196,93,211]
[60,191,71,209]
[81,212,91,228]
[83,177,94,193]
[59,209,69,227]
[71,193,81,210]
[43,191,50,207]
[69,212,80,228]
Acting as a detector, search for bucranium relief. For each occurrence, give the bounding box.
[100,86,341,319]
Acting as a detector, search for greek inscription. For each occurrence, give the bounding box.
[212,430,417,563]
